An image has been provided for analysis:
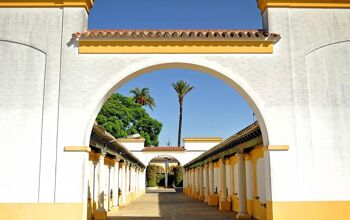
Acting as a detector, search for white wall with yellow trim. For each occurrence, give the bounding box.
[0,1,350,220]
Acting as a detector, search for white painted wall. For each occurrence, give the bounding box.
[264,8,350,202]
[184,141,221,151]
[0,6,349,215]
[118,140,145,152]
[245,161,254,200]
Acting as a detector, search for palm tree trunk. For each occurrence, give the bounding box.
[177,100,183,147]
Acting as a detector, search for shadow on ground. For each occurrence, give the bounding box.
[108,188,251,220]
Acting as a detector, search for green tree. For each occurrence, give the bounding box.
[96,93,162,146]
[171,80,194,146]
[130,87,156,110]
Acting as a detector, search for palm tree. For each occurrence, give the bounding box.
[129,87,156,110]
[171,80,194,147]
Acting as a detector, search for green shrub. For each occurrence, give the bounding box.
[146,165,157,187]
[173,166,183,187]
[156,173,165,186]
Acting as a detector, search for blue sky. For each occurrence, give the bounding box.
[88,1,262,146]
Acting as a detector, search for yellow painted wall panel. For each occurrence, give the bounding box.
[270,201,350,220]
[78,41,274,54]
[0,203,84,220]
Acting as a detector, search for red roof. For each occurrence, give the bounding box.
[72,29,280,42]
[142,146,186,152]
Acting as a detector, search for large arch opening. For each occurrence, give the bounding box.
[85,62,272,220]
[85,63,269,147]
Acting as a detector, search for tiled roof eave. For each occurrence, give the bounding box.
[76,37,278,42]
[72,29,281,44]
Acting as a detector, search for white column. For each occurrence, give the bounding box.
[214,165,218,194]
[226,159,232,200]
[93,161,98,208]
[165,160,169,188]
[126,164,130,195]
[237,153,249,218]
[98,154,106,210]
[209,163,214,195]
[195,167,199,194]
[113,160,119,207]
[220,159,227,201]
[199,166,204,199]
[135,168,138,193]
[88,160,94,205]
[191,169,194,194]
[188,169,191,194]
[141,169,146,192]
[107,165,112,210]
[120,162,127,204]
[130,166,135,192]
[205,164,210,201]
[183,169,187,189]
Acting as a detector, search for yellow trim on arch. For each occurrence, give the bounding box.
[78,40,274,54]
[258,0,350,14]
[0,0,94,13]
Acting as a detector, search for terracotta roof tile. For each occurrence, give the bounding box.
[72,29,280,42]
[142,146,186,152]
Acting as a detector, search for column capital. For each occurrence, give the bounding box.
[237,152,247,157]
[99,153,106,159]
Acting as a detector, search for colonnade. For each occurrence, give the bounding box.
[87,151,146,220]
[183,146,268,220]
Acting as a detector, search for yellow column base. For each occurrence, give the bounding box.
[191,192,197,199]
[199,195,206,201]
[236,212,250,219]
[94,210,107,220]
[219,200,231,211]
[208,195,219,206]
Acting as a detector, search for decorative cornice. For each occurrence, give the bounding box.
[0,0,94,13]
[258,0,350,14]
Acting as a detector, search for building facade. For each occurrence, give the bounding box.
[0,1,350,219]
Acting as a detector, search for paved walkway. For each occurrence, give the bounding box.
[108,188,244,220]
